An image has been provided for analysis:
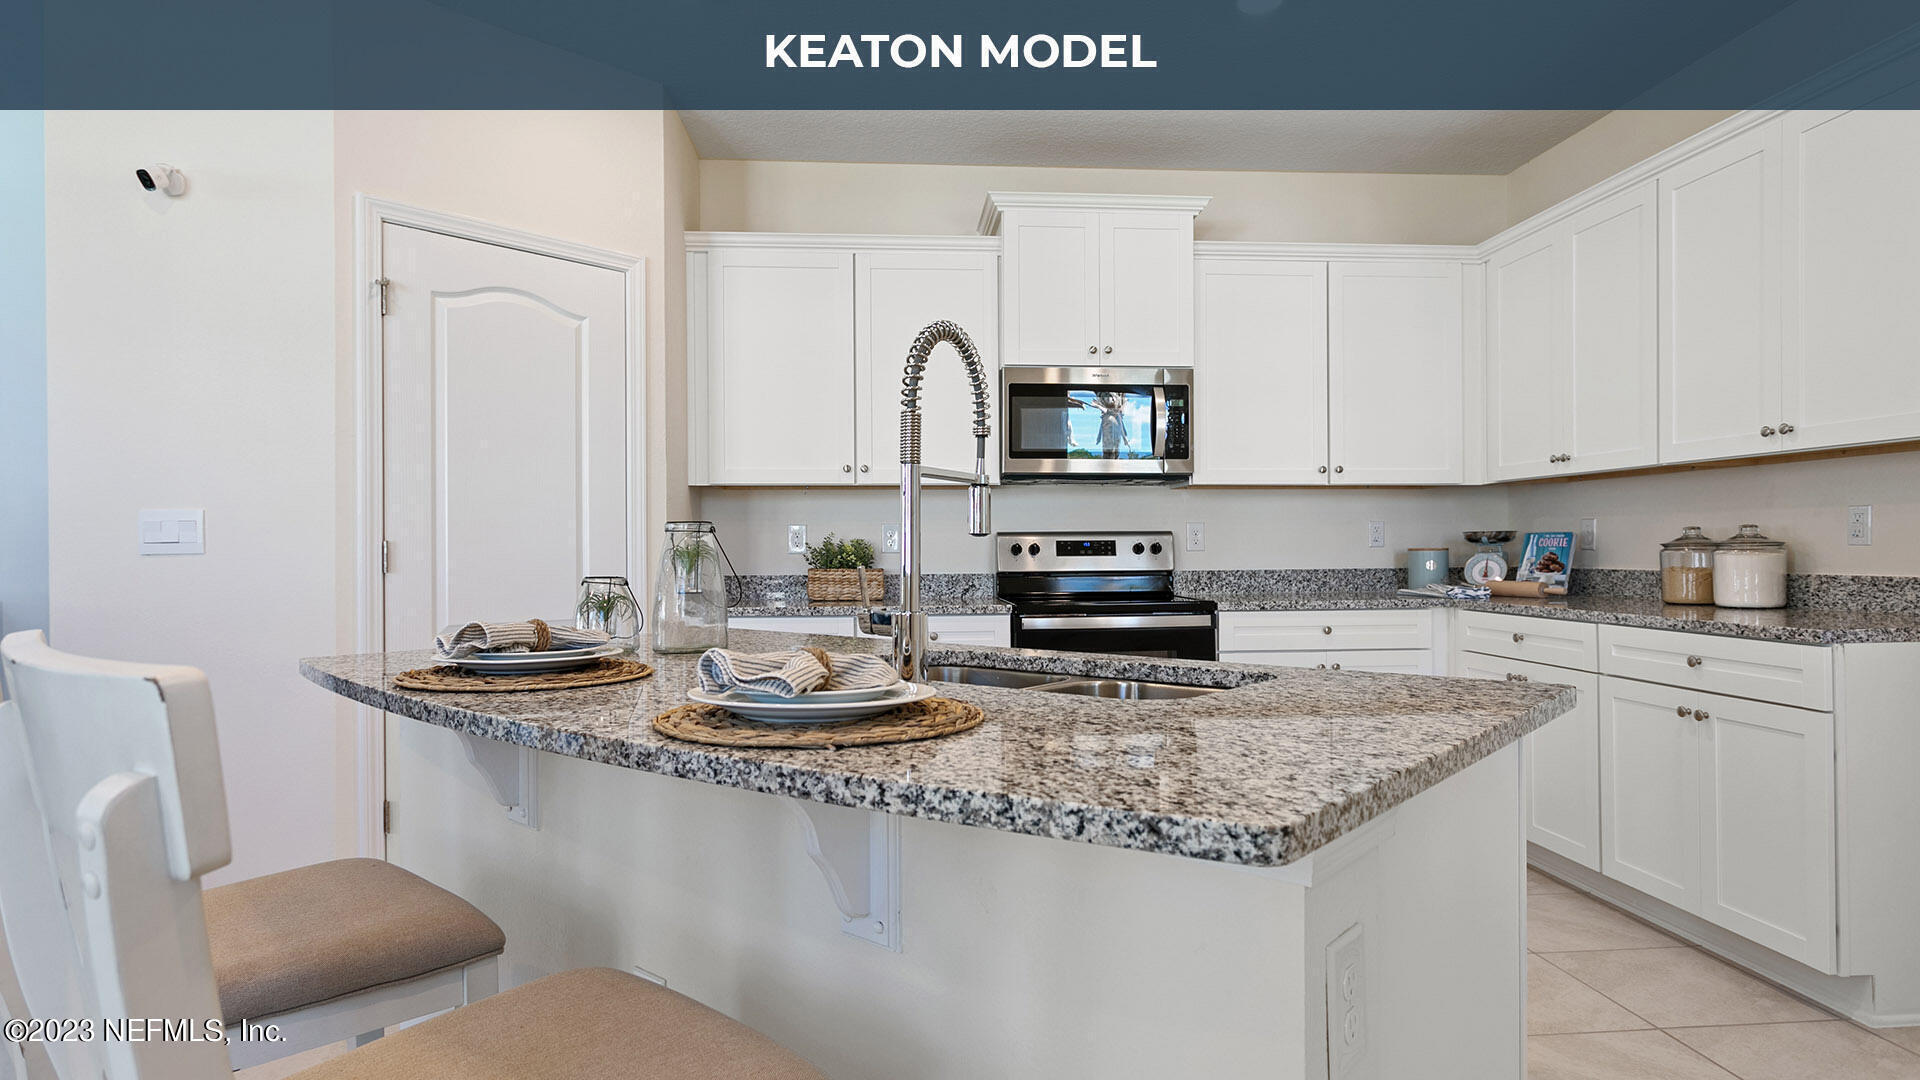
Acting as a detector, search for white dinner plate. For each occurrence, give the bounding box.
[687,682,937,723]
[442,644,623,674]
[726,682,903,705]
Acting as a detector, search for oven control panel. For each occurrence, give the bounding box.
[996,532,1175,573]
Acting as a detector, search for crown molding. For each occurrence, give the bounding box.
[1193,240,1479,262]
[684,231,1000,253]
[977,191,1213,235]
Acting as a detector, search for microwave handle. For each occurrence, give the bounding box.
[1152,386,1168,459]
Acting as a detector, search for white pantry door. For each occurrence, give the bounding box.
[381,223,632,661]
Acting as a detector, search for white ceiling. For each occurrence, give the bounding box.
[678,110,1607,175]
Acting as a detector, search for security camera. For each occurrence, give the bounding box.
[135,164,186,197]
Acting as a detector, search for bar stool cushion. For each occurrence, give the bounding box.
[290,967,827,1079]
[205,857,505,1025]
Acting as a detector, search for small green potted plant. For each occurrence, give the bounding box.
[803,533,883,603]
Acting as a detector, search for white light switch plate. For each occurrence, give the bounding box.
[138,509,205,556]
[1579,517,1599,553]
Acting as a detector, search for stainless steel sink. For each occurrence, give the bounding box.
[924,664,1072,689]
[1032,678,1223,700]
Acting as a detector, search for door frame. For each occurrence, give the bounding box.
[352,195,646,858]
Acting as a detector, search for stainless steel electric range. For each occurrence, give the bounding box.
[996,531,1219,661]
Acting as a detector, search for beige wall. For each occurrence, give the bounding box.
[700,159,1508,245]
[1504,110,1735,225]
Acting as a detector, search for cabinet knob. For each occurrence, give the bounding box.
[1334,465,1344,474]
[1322,626,1333,635]
[1507,672,1530,682]
[1695,709,1710,722]
[1316,663,1327,669]
[1329,663,1341,671]
[1088,345,1098,354]
[1779,422,1795,434]
[859,464,870,473]
[1677,706,1693,718]
[1686,655,1703,668]
[1760,425,1777,438]
[842,464,852,473]
[1318,465,1328,474]
[1513,632,1525,643]
[1103,345,1113,355]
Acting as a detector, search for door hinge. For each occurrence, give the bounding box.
[382,800,392,834]
[381,539,390,574]
[374,277,390,316]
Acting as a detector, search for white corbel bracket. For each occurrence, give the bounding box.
[456,732,539,829]
[786,800,901,951]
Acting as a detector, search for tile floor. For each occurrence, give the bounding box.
[235,872,1920,1080]
[1527,867,1920,1079]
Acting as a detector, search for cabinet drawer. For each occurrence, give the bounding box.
[1219,610,1433,653]
[1597,625,1832,710]
[927,614,1011,648]
[729,615,859,637]
[1222,648,1433,674]
[1457,610,1598,671]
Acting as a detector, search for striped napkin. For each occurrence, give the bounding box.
[435,620,610,658]
[696,647,901,699]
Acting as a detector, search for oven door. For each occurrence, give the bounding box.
[1001,367,1191,480]
[1011,612,1217,661]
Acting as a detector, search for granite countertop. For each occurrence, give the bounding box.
[301,630,1572,868]
[1195,590,1920,646]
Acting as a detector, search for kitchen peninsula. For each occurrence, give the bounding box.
[306,631,1572,1079]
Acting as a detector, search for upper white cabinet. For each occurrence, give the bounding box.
[1192,257,1329,484]
[689,238,999,486]
[699,246,857,485]
[854,249,1000,485]
[1328,260,1464,484]
[982,193,1208,367]
[1781,110,1920,452]
[1483,183,1657,481]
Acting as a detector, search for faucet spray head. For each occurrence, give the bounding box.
[968,483,991,536]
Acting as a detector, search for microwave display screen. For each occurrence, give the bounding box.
[1007,386,1155,460]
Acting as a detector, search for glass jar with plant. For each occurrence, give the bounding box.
[803,533,883,603]
[652,521,733,653]
[576,575,643,652]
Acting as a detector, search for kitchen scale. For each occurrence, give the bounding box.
[1462,531,1514,586]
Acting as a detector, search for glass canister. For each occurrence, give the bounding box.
[652,521,735,653]
[576,575,643,652]
[1713,525,1789,609]
[1658,526,1719,605]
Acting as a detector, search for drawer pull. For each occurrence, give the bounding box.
[1322,626,1333,635]
[1686,655,1704,668]
[1315,663,1327,670]
[1695,709,1710,722]
[1677,706,1693,718]
[1512,632,1525,643]
[1506,672,1530,682]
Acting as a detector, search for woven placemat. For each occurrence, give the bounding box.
[393,659,655,693]
[653,698,983,749]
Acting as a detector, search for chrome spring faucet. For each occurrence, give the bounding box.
[858,320,993,682]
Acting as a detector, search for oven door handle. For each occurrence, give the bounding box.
[1018,614,1215,631]
[1152,385,1168,459]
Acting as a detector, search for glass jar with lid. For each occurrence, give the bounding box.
[651,521,736,653]
[1713,525,1789,609]
[1658,525,1718,605]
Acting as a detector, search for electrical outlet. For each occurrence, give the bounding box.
[1325,923,1368,1077]
[1579,517,1599,553]
[1185,522,1206,551]
[1367,521,1385,549]
[881,525,901,554]
[787,524,807,554]
[1848,505,1873,546]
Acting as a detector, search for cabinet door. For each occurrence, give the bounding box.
[927,614,1012,647]
[1565,182,1659,473]
[706,248,855,484]
[1598,676,1701,911]
[1458,653,1600,870]
[854,250,999,486]
[1484,232,1562,482]
[1325,649,1433,675]
[1659,120,1784,464]
[1781,110,1920,452]
[1099,211,1194,367]
[1695,692,1836,971]
[1191,258,1328,484]
[1327,261,1464,484]
[999,211,1101,366]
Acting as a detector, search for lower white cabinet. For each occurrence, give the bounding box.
[1219,610,1438,673]
[1224,648,1431,674]
[1457,652,1600,871]
[728,613,1011,649]
[1598,675,1836,971]
[729,615,859,637]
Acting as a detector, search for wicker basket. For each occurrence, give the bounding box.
[806,567,885,603]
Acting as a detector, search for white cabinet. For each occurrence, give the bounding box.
[1658,121,1784,464]
[928,614,1012,647]
[1457,652,1599,871]
[1781,110,1920,452]
[1597,676,1703,911]
[1192,258,1329,484]
[701,247,856,484]
[1219,610,1437,673]
[854,250,1000,485]
[1327,260,1464,484]
[984,194,1208,367]
[1483,183,1657,481]
[730,615,860,636]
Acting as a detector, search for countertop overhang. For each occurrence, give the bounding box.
[302,631,1572,868]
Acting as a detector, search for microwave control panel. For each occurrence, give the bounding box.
[1164,389,1189,459]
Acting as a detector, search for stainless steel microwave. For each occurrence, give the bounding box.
[1000,366,1192,482]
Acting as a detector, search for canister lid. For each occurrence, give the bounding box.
[1718,524,1785,549]
[1660,525,1720,550]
